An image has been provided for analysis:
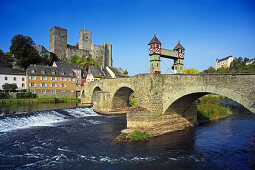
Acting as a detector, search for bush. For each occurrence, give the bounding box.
[129,100,135,107]
[16,92,36,99]
[130,130,149,141]
[0,92,9,99]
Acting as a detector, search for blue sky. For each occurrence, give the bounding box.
[0,0,254,75]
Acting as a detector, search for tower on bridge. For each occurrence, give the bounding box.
[148,35,185,74]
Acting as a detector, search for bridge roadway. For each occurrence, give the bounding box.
[81,74,255,136]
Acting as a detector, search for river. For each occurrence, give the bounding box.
[0,102,254,169]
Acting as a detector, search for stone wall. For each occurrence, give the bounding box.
[90,44,104,67]
[66,45,90,60]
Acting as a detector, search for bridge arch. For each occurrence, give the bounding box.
[163,86,254,118]
[111,86,134,111]
[92,86,103,107]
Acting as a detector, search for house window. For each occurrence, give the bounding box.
[31,70,36,73]
[41,83,47,87]
[51,77,57,81]
[29,76,36,80]
[29,82,36,87]
[41,89,46,93]
[60,78,66,81]
[41,71,46,74]
[52,90,56,93]
[5,77,7,80]
[51,83,57,88]
[60,84,66,88]
[52,71,56,75]
[13,77,16,81]
[41,76,47,80]
[61,90,65,92]
[30,89,36,93]
[22,77,25,81]
[22,83,25,87]
[71,90,74,93]
[61,72,65,75]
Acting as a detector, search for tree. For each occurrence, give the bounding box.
[2,83,18,92]
[10,34,41,69]
[124,69,128,75]
[183,68,200,74]
[41,52,59,66]
[203,66,216,74]
[70,55,98,69]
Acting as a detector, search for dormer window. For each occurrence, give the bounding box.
[31,70,36,73]
[52,71,56,75]
[41,71,46,74]
[61,72,65,75]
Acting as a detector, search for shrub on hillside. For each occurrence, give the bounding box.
[16,92,36,99]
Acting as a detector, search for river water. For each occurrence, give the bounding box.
[0,103,254,169]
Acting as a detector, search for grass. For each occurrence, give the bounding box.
[130,130,149,141]
[0,98,80,104]
[197,95,232,121]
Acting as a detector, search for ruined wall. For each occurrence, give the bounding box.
[90,44,105,67]
[66,45,90,60]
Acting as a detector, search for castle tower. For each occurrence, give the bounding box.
[148,35,161,74]
[79,29,92,51]
[173,41,185,74]
[50,26,67,59]
[103,42,112,68]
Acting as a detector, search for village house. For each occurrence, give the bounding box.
[0,67,26,91]
[86,66,128,82]
[26,65,76,98]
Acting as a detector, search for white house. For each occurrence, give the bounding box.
[0,67,26,90]
[216,56,234,70]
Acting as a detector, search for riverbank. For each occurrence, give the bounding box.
[0,98,80,104]
[197,95,232,123]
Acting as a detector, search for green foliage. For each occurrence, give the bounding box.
[124,69,128,75]
[130,130,149,141]
[0,50,14,68]
[0,98,80,104]
[0,93,9,99]
[16,92,36,99]
[161,74,165,86]
[183,68,200,74]
[197,95,231,121]
[10,34,41,69]
[41,53,59,66]
[150,78,153,92]
[70,55,98,69]
[2,83,18,92]
[129,100,135,107]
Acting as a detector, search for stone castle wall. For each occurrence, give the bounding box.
[50,26,112,68]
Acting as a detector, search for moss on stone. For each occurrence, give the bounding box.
[130,130,149,141]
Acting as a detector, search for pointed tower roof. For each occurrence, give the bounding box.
[173,40,185,50]
[148,35,161,45]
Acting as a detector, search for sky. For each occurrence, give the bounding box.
[0,0,254,76]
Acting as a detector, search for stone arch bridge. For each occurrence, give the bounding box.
[81,74,255,136]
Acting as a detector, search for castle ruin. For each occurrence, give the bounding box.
[50,26,112,68]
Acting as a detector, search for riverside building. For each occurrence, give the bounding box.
[26,65,76,98]
[0,67,26,91]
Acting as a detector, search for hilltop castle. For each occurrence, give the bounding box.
[50,26,112,68]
